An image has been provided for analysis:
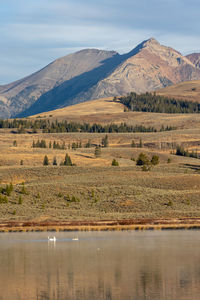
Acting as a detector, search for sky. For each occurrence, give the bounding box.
[0,0,200,84]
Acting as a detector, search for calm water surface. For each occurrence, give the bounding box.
[0,231,200,300]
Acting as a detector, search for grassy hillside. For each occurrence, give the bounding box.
[29,97,200,130]
[156,80,200,102]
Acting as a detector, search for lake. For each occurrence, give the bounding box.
[0,231,200,300]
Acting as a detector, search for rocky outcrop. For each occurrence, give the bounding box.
[186,53,200,69]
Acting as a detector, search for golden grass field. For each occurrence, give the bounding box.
[157,80,200,102]
[30,97,200,130]
[1,110,200,224]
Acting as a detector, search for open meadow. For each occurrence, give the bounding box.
[1,105,200,224]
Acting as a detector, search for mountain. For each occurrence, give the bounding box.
[156,80,200,102]
[86,38,200,100]
[186,53,200,69]
[0,49,121,118]
[1,38,200,118]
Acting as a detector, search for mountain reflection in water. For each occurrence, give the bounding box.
[0,231,200,300]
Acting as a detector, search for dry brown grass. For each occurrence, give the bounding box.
[156,80,200,102]
[0,126,200,222]
[27,97,200,128]
[2,99,200,223]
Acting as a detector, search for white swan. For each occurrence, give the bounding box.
[72,237,79,241]
[48,236,56,242]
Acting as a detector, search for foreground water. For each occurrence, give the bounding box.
[0,231,200,300]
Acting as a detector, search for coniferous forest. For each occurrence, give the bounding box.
[0,118,175,133]
[118,92,200,113]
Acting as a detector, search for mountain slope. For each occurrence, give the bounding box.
[0,49,121,118]
[1,38,200,118]
[186,53,200,69]
[89,39,200,99]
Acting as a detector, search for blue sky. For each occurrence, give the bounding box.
[1,0,200,84]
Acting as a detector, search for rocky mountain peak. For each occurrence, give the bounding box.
[143,37,160,46]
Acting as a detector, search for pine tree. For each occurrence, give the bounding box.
[131,140,136,147]
[43,155,49,166]
[102,135,109,147]
[53,156,57,165]
[62,142,66,150]
[139,138,143,148]
[85,140,91,148]
[94,146,101,158]
[64,153,72,166]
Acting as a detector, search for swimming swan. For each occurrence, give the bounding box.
[48,236,56,242]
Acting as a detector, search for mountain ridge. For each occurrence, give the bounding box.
[1,38,200,119]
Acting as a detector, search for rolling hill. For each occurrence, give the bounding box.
[156,80,200,102]
[29,96,200,130]
[1,38,200,118]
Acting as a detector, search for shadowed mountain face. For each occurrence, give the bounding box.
[1,38,200,118]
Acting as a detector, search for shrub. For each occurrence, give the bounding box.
[72,142,78,150]
[64,194,80,203]
[167,158,171,163]
[18,196,23,204]
[151,155,159,165]
[186,199,191,206]
[20,183,28,195]
[136,153,150,166]
[0,195,8,204]
[142,165,149,171]
[36,193,40,199]
[5,183,13,196]
[111,159,119,166]
[167,200,173,207]
[20,160,23,165]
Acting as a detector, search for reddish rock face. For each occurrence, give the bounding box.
[186,53,200,69]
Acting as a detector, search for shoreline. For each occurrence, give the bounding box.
[1,218,200,232]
